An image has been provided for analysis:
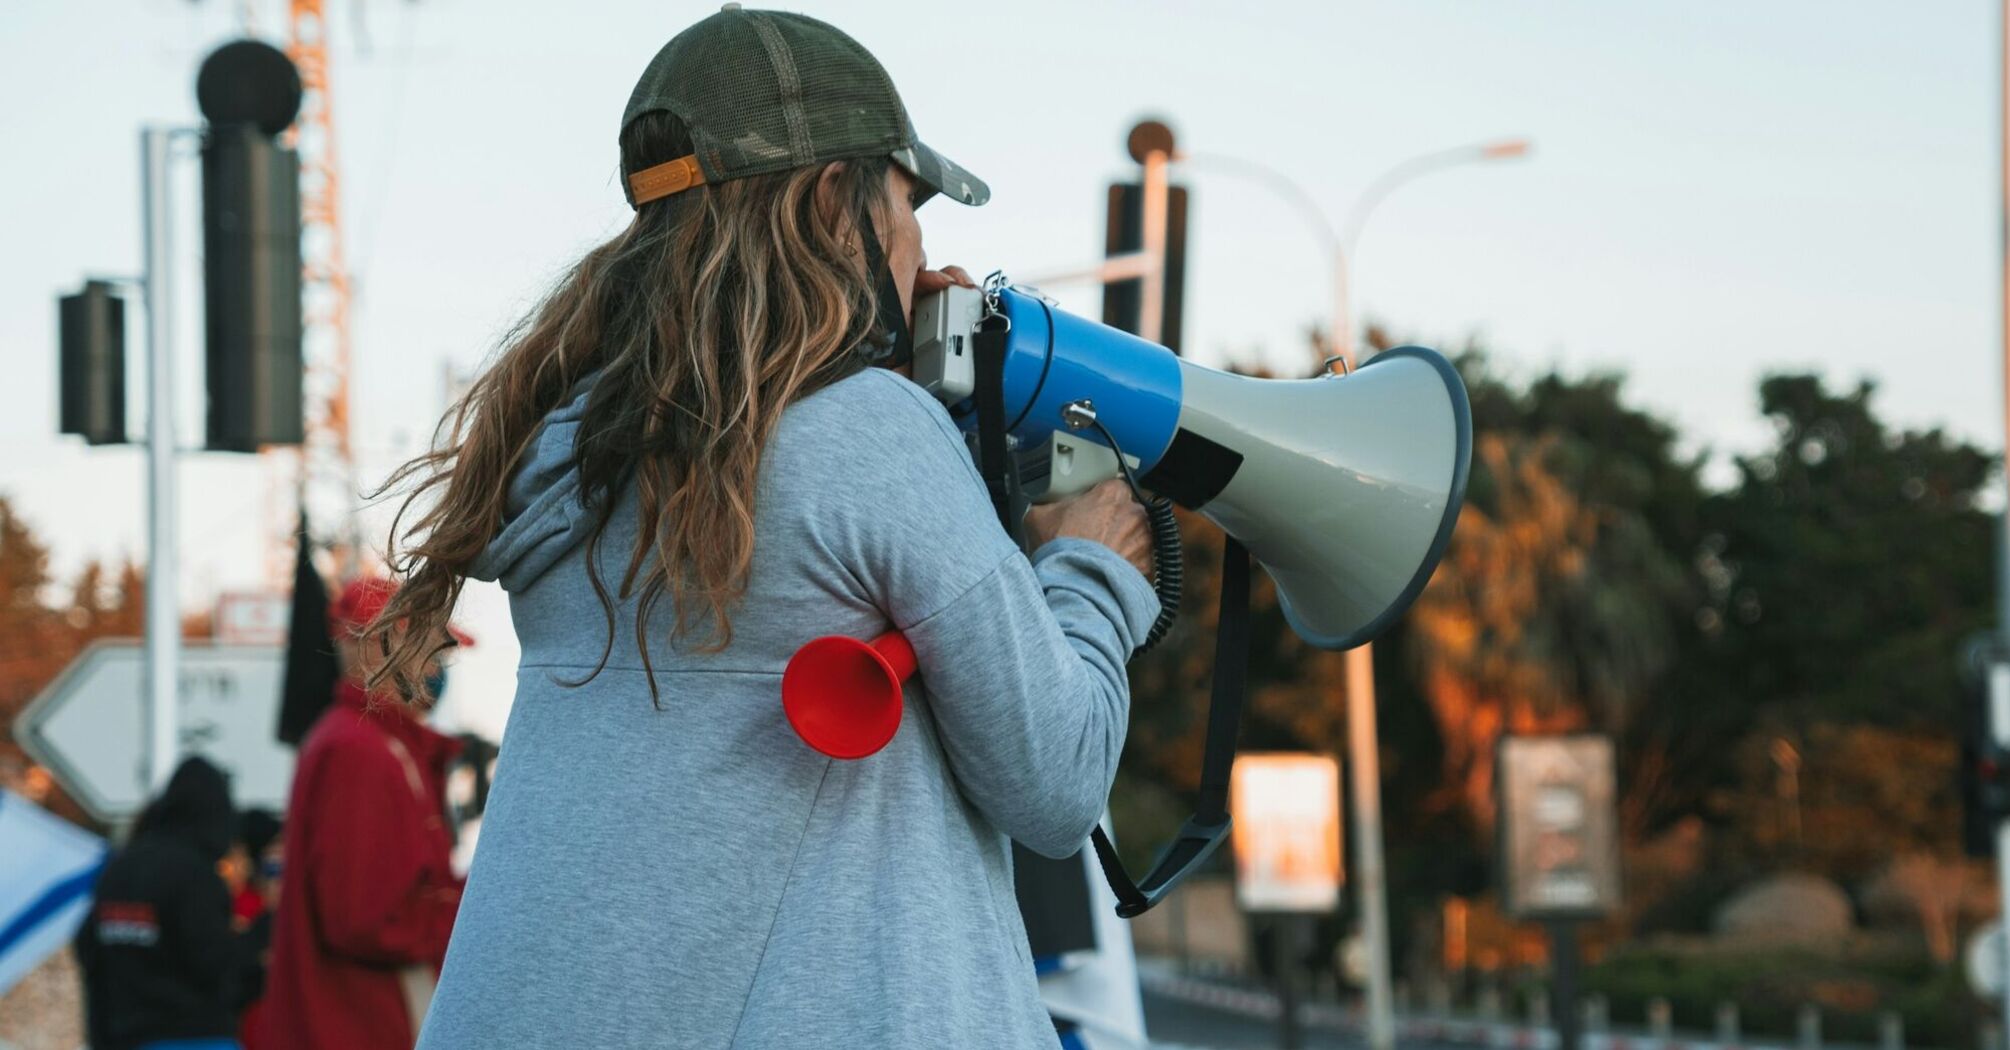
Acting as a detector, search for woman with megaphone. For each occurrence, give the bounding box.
[362,8,1159,1049]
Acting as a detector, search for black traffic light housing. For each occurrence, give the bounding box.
[1102,183,1190,356]
[58,281,127,445]
[1961,638,2010,857]
[197,40,305,452]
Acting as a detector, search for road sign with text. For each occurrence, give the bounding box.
[16,641,292,822]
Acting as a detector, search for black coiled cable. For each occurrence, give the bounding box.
[1076,417,1182,655]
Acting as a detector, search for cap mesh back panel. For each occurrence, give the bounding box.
[683,19,796,177]
[626,11,914,181]
[774,15,908,160]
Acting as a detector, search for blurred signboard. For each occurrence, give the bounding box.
[15,641,292,822]
[215,590,290,645]
[1230,753,1341,913]
[1497,735,1622,919]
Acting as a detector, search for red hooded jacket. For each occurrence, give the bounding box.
[261,681,463,1050]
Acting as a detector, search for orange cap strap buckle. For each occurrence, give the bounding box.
[628,155,707,206]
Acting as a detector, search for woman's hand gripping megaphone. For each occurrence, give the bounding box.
[1024,479,1155,580]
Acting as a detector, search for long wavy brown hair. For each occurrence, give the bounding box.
[364,112,893,701]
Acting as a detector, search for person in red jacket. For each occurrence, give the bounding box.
[261,577,464,1050]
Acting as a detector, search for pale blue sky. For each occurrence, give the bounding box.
[0,1,1999,733]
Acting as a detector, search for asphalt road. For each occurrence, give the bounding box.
[1142,985,1363,1049]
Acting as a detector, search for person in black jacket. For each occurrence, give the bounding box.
[76,756,242,1050]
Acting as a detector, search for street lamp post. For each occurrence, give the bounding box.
[1993,0,2010,1033]
[1181,137,1530,1050]
[141,126,184,796]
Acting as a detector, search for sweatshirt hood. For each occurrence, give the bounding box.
[467,376,599,592]
[132,755,235,860]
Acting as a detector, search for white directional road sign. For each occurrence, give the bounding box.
[16,641,293,822]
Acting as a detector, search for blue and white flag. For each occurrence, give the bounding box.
[0,789,106,995]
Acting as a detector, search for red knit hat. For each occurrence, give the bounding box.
[328,577,475,647]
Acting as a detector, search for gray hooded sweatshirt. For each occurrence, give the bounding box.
[415,366,1160,1049]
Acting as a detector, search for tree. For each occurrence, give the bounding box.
[1693,375,1994,732]
[0,496,145,826]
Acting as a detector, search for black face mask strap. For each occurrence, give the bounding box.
[857,217,913,369]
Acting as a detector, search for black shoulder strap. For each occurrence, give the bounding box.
[972,318,1024,545]
[1090,537,1250,917]
[1194,539,1251,826]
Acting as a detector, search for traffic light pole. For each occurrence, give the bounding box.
[1991,668,2010,1030]
[1996,0,2010,1031]
[141,126,185,794]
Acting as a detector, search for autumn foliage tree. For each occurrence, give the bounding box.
[0,496,145,826]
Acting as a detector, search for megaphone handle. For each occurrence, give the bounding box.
[1057,409,1183,655]
[869,630,917,683]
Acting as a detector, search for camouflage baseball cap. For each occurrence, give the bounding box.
[620,4,989,210]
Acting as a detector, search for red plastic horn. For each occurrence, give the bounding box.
[781,631,917,760]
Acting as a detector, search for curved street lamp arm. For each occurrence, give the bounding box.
[1341,138,1532,250]
[1177,151,1344,261]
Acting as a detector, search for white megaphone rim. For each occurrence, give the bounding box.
[1279,345,1472,651]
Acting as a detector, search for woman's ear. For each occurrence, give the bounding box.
[815,161,851,231]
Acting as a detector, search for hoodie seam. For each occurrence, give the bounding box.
[898,549,1023,633]
[516,663,782,676]
[725,759,832,1050]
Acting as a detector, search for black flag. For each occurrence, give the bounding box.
[277,513,338,746]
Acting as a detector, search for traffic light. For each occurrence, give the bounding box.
[1962,656,2010,857]
[1101,182,1190,355]
[197,40,304,452]
[57,281,127,445]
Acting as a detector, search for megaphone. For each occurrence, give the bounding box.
[913,282,1472,649]
[784,280,1472,759]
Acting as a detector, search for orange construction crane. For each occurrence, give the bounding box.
[267,0,360,584]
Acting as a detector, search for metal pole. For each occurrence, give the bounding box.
[1138,148,1170,347]
[1992,666,2010,1033]
[1334,233,1397,1050]
[1331,247,1352,367]
[1343,640,1396,1050]
[142,127,179,792]
[1273,915,1303,1050]
[1997,0,2010,1032]
[1549,920,1582,1050]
